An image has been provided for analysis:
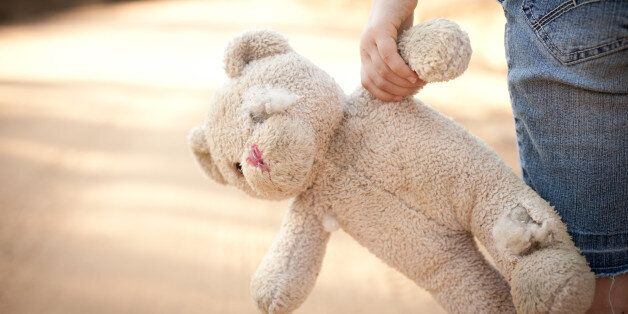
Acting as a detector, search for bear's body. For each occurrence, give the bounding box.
[190,20,594,314]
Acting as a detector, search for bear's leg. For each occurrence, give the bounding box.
[471,190,595,313]
[508,246,595,313]
[421,234,515,314]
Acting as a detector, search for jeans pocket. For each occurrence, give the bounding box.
[521,0,628,65]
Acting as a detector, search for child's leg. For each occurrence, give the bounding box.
[501,0,628,310]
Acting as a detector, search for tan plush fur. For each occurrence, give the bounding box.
[189,19,595,314]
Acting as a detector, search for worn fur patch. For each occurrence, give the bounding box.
[493,205,554,255]
[243,86,299,119]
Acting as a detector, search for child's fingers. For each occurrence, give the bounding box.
[375,36,419,84]
[363,55,417,97]
[361,68,402,102]
[369,49,418,89]
[361,32,417,89]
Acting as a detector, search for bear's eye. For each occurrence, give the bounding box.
[249,112,265,124]
[234,162,243,175]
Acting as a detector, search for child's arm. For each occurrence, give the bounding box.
[360,0,424,101]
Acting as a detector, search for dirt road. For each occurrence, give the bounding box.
[0,1,514,313]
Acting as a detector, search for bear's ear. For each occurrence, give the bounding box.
[188,125,226,185]
[223,30,292,78]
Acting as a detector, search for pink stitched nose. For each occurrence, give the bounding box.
[246,144,270,172]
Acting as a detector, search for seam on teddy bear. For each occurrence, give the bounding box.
[325,160,460,234]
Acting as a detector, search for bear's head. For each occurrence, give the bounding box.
[190,19,472,200]
[189,30,345,200]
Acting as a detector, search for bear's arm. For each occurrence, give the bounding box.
[250,197,330,314]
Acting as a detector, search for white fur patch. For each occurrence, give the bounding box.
[243,86,299,118]
[322,214,339,233]
[492,206,553,255]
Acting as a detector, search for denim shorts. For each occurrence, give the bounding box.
[500,0,628,277]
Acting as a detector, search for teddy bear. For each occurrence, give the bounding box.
[189,19,595,314]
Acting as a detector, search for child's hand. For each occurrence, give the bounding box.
[360,0,425,101]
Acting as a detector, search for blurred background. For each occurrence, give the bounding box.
[0,0,515,313]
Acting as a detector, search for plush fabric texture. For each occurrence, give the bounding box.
[398,19,472,83]
[190,19,595,314]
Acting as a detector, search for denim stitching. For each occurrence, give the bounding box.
[521,0,627,65]
[595,269,628,277]
[590,264,628,271]
[537,0,605,31]
[566,38,626,64]
[554,38,627,64]
[533,2,571,31]
[580,248,628,254]
[531,0,573,31]
[524,0,569,30]
[536,29,564,62]
[566,33,624,52]
[570,229,628,236]
[521,2,564,63]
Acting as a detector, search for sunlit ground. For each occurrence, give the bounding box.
[0,0,514,313]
